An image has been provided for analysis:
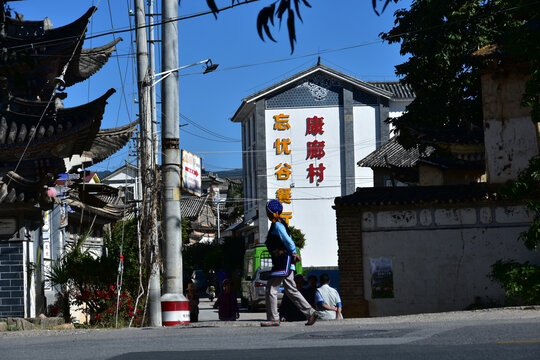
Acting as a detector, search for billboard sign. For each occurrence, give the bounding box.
[181,150,202,197]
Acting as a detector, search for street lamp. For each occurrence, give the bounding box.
[151,59,219,87]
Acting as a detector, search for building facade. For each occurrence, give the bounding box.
[231,63,413,266]
[0,5,124,318]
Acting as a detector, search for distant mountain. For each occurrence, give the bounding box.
[210,168,243,179]
[97,170,112,180]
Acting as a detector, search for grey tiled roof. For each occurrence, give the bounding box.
[358,137,434,168]
[180,195,210,220]
[367,81,415,99]
[335,183,500,208]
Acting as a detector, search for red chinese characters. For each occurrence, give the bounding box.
[306,140,325,160]
[306,116,324,136]
[307,163,326,183]
[305,116,326,183]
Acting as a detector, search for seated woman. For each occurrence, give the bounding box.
[213,279,239,321]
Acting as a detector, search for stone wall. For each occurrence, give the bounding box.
[336,202,540,317]
[335,207,368,318]
[0,241,24,317]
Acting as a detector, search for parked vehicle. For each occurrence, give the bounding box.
[242,267,284,310]
[191,270,206,294]
[241,245,302,310]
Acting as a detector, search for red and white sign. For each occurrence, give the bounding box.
[181,150,202,197]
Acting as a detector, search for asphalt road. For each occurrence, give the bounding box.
[1,302,540,360]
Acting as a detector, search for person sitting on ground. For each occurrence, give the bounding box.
[213,279,239,321]
[303,275,318,309]
[315,273,343,320]
[279,274,308,322]
[186,282,199,323]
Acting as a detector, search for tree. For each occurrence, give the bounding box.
[381,0,525,149]
[205,0,396,52]
[382,0,540,305]
[289,225,306,250]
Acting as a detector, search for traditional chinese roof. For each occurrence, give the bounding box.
[367,81,415,100]
[67,185,132,221]
[0,170,54,207]
[64,119,138,173]
[0,88,116,177]
[334,183,500,209]
[231,63,409,122]
[181,195,210,220]
[64,38,122,88]
[358,136,484,184]
[358,137,435,169]
[0,7,94,97]
[0,7,120,98]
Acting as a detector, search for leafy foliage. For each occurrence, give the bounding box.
[502,155,540,251]
[47,219,143,326]
[182,217,192,245]
[289,225,306,250]
[183,236,246,276]
[381,0,523,149]
[491,260,540,305]
[204,0,395,53]
[224,180,244,224]
[104,219,141,294]
[493,156,540,305]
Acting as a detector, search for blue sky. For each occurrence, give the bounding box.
[10,0,412,173]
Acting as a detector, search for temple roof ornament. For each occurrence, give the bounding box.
[64,119,139,172]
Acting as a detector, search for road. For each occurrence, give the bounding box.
[1,300,539,360]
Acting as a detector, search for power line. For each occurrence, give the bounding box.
[3,0,262,52]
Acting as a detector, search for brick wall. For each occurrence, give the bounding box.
[0,241,24,317]
[336,208,369,318]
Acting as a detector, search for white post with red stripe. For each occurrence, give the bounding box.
[161,293,190,326]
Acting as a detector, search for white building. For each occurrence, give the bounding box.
[231,63,413,266]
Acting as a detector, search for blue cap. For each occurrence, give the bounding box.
[266,199,283,214]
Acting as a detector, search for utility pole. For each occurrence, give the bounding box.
[134,0,161,326]
[147,0,159,163]
[146,0,162,327]
[161,0,183,302]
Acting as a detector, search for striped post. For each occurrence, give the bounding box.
[161,293,190,326]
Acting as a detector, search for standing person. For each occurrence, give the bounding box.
[315,273,343,320]
[213,279,239,321]
[186,283,199,323]
[261,199,320,327]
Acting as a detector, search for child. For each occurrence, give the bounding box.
[186,283,199,322]
[213,279,239,321]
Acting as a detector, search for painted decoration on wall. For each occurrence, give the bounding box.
[181,150,202,197]
[370,257,394,298]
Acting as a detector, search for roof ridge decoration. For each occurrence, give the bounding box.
[296,73,340,101]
